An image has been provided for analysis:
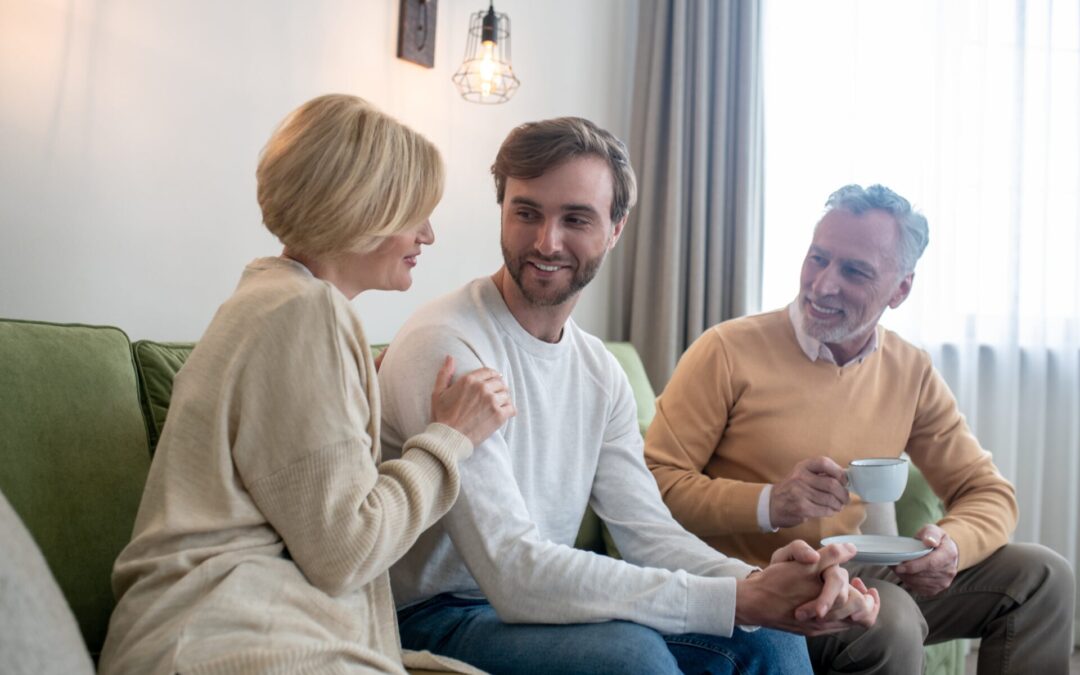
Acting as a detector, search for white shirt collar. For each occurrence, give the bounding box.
[787,301,879,367]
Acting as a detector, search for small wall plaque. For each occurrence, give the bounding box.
[397,0,437,68]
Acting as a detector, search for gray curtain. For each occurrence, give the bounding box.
[609,0,764,389]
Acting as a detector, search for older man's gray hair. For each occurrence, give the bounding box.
[825,184,929,275]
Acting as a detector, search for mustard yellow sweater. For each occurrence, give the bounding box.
[645,308,1017,570]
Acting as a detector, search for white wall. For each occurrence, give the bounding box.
[0,0,638,343]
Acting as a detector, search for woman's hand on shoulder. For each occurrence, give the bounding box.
[430,356,515,446]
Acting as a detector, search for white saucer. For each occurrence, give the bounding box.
[821,534,932,565]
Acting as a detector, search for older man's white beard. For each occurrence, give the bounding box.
[799,299,880,346]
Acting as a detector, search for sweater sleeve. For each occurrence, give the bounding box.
[378,327,745,638]
[231,289,472,596]
[645,329,767,536]
[591,361,756,582]
[904,363,1018,570]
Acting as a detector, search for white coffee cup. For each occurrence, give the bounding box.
[847,457,908,503]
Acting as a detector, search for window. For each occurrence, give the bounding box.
[761,0,1079,571]
[762,0,1079,345]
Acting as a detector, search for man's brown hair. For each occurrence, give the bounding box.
[491,117,637,223]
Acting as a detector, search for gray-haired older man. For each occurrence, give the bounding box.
[646,184,1075,673]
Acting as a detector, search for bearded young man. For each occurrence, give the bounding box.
[377,119,881,674]
[645,184,1076,674]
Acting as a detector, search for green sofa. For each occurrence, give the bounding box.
[0,317,962,673]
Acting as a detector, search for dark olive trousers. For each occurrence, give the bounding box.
[808,543,1075,674]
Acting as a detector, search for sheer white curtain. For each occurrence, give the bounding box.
[762,0,1080,640]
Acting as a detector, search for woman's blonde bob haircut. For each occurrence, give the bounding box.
[257,94,444,256]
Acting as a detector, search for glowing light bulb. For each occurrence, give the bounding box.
[479,40,496,96]
[451,4,519,103]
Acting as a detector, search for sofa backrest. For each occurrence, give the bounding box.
[0,319,152,659]
[132,340,659,452]
[132,340,195,453]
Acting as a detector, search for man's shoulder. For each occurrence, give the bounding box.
[700,308,791,349]
[878,326,933,368]
[565,322,625,382]
[566,320,612,356]
[393,278,501,348]
[397,278,487,333]
[714,307,787,333]
[378,279,500,439]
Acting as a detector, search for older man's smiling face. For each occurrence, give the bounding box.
[798,208,913,361]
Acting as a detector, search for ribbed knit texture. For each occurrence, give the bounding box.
[98,257,472,674]
[645,308,1018,570]
[380,278,755,639]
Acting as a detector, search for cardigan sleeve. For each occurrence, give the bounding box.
[231,288,472,596]
[645,328,767,536]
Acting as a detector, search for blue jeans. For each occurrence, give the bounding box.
[398,594,812,675]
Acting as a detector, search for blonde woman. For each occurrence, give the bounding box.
[99,95,514,674]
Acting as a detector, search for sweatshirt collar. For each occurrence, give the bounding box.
[478,277,572,360]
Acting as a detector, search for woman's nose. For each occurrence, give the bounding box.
[416,219,435,245]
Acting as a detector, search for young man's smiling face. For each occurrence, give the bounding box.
[500,155,624,307]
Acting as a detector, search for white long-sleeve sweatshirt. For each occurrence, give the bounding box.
[379,277,756,638]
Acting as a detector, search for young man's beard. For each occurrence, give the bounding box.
[502,245,606,307]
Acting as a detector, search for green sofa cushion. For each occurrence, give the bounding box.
[132,340,195,453]
[0,319,151,658]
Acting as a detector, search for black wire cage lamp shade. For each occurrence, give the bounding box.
[452,2,520,104]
